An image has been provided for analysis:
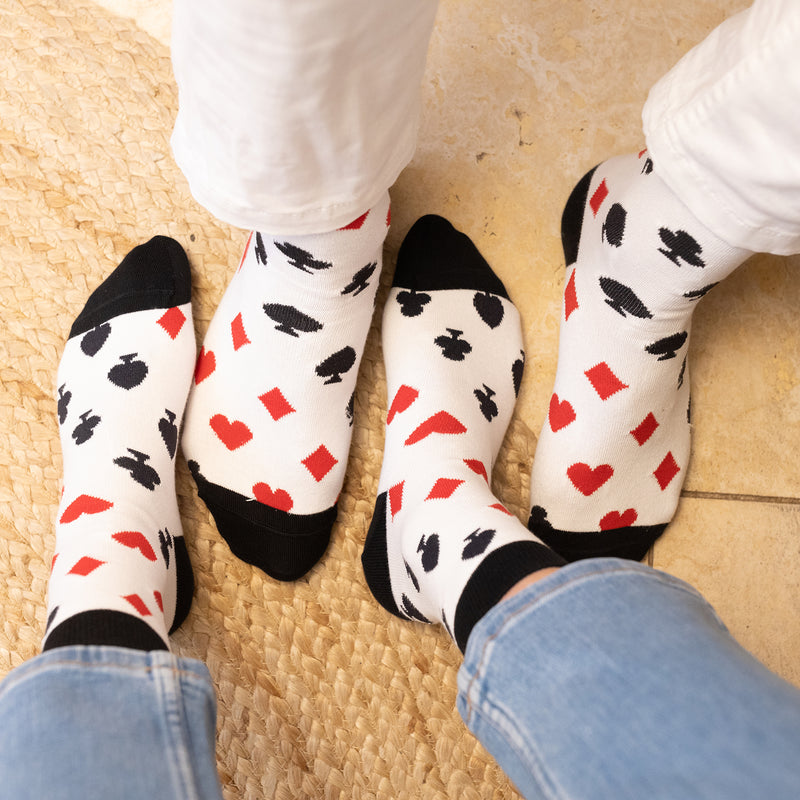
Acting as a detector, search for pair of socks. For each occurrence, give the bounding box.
[45,150,747,653]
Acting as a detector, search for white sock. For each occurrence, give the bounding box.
[529,151,751,560]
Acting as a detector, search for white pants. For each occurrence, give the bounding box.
[172,0,800,253]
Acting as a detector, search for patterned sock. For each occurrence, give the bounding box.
[182,193,390,581]
[44,237,195,652]
[528,151,751,561]
[362,216,565,652]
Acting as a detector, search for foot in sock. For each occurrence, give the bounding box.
[182,193,391,581]
[528,151,751,561]
[44,236,195,652]
[362,216,565,652]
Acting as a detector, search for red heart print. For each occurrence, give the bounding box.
[112,531,157,561]
[549,393,576,432]
[210,414,253,450]
[567,462,613,496]
[252,482,293,512]
[599,509,638,530]
[194,347,216,384]
[405,411,467,446]
[59,494,113,524]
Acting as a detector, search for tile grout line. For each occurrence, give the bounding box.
[682,490,800,505]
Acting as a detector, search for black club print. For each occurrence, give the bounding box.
[473,291,504,329]
[441,609,454,640]
[528,506,553,530]
[599,277,653,319]
[462,528,496,560]
[417,533,440,573]
[71,410,101,445]
[678,356,687,389]
[316,346,357,384]
[158,528,173,567]
[108,354,149,390]
[45,606,59,633]
[658,228,706,268]
[114,448,161,490]
[405,561,420,592]
[275,241,332,274]
[512,351,525,397]
[159,409,179,459]
[187,459,206,484]
[602,203,627,248]
[684,282,719,301]
[254,232,268,266]
[400,594,430,623]
[645,331,688,361]
[80,322,111,357]
[474,384,498,422]
[396,289,431,318]
[434,328,472,361]
[342,262,377,297]
[263,303,323,337]
[57,384,72,425]
[641,157,654,175]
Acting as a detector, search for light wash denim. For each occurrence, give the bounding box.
[0,646,223,800]
[458,558,800,800]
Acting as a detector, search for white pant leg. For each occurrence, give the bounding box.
[643,0,800,255]
[171,0,438,234]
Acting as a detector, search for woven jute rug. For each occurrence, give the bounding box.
[0,2,536,797]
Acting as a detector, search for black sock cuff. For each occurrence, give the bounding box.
[453,540,566,653]
[43,610,169,653]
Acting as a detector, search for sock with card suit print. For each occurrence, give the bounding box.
[182,193,390,581]
[528,151,751,561]
[44,237,195,652]
[361,215,565,652]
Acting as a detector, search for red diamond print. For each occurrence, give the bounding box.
[387,384,419,425]
[490,503,513,516]
[585,362,628,400]
[154,591,164,613]
[231,312,251,351]
[564,269,578,320]
[68,556,105,576]
[638,148,648,158]
[386,206,391,227]
[340,211,369,230]
[590,179,609,216]
[157,307,186,340]
[303,445,337,482]
[123,594,152,617]
[50,553,59,573]
[631,413,659,446]
[464,459,488,482]
[425,478,464,501]
[239,231,253,272]
[654,452,680,490]
[389,481,404,519]
[259,387,296,420]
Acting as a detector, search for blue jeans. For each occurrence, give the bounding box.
[459,558,800,799]
[0,646,223,800]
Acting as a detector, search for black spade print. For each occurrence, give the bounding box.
[512,351,525,397]
[263,303,323,337]
[71,410,101,445]
[528,505,553,530]
[158,409,179,459]
[599,277,653,319]
[474,384,498,422]
[473,291,504,329]
[159,528,173,567]
[684,282,719,301]
[462,528,496,560]
[435,328,472,361]
[342,262,377,297]
[658,228,705,268]
[687,396,692,424]
[80,322,112,357]
[396,289,431,318]
[641,157,654,175]
[441,609,454,641]
[275,241,332,274]
[417,533,440,573]
[401,594,430,623]
[254,232,268,266]
[678,356,687,389]
[316,346,356,384]
[187,459,206,483]
[346,391,355,427]
[405,561,420,592]
[114,448,161,490]
[602,203,627,247]
[108,353,149,390]
[57,384,72,425]
[45,606,59,633]
[645,331,688,361]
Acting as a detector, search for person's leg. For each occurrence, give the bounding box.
[0,240,223,799]
[458,559,800,800]
[171,0,440,579]
[528,0,800,560]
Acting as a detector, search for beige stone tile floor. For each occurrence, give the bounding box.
[21,0,800,712]
[69,0,800,687]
